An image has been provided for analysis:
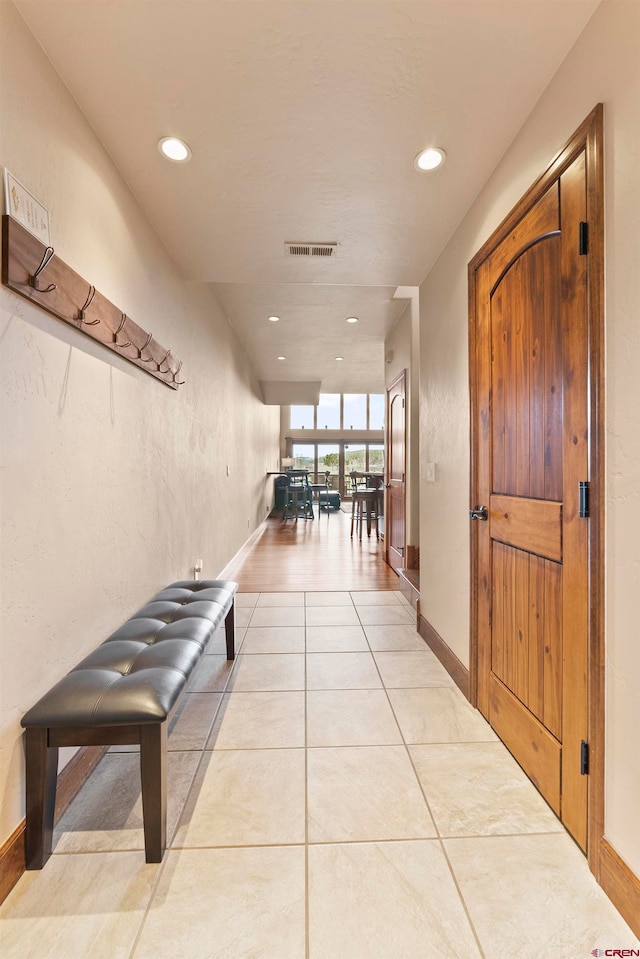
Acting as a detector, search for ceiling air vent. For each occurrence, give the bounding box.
[285,242,337,258]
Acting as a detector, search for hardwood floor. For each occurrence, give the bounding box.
[223,507,399,592]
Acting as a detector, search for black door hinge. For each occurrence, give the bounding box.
[580,740,589,776]
[579,221,589,255]
[579,481,589,518]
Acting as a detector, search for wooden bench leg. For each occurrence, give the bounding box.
[140,724,167,863]
[224,602,235,660]
[24,727,58,870]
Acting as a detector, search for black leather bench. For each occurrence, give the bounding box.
[21,578,238,868]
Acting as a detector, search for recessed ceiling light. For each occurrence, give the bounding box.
[268,315,280,322]
[335,356,344,361]
[346,317,358,324]
[414,147,446,172]
[277,355,286,360]
[158,137,192,162]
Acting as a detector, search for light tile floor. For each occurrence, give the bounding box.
[1,590,638,959]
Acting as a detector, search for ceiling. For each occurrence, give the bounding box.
[14,0,599,396]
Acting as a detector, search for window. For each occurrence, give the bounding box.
[290,393,385,430]
[369,394,385,430]
[290,441,383,498]
[344,445,366,472]
[317,444,340,488]
[317,393,340,429]
[292,444,314,469]
[368,444,384,471]
[343,394,366,430]
[290,405,314,429]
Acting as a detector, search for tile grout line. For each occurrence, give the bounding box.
[369,616,490,959]
[127,618,244,959]
[127,849,170,959]
[403,736,492,959]
[60,827,570,860]
[398,726,489,959]
[310,589,488,956]
[438,840,489,959]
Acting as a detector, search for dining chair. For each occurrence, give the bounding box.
[349,471,380,540]
[282,470,314,521]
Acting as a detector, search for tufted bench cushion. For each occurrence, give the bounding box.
[22,580,237,729]
[21,579,238,868]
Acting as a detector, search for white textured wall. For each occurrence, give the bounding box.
[0,2,279,843]
[419,0,640,875]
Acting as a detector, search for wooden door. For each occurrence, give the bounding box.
[386,371,406,573]
[470,110,604,853]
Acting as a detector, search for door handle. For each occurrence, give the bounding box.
[469,505,488,521]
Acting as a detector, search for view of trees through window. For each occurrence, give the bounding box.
[292,444,314,470]
[319,447,339,490]
[345,444,384,471]
[292,442,384,497]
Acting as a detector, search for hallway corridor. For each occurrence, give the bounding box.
[1,587,637,957]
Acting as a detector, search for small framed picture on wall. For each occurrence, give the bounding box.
[3,168,51,245]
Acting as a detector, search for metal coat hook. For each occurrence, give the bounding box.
[158,349,172,373]
[113,314,131,349]
[29,246,57,293]
[172,360,185,386]
[76,284,100,326]
[135,332,153,360]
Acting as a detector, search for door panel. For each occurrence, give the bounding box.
[491,542,562,736]
[490,495,562,562]
[491,237,564,500]
[489,673,561,816]
[482,182,560,288]
[473,150,589,849]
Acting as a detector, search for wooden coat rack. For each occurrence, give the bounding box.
[1,215,183,389]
